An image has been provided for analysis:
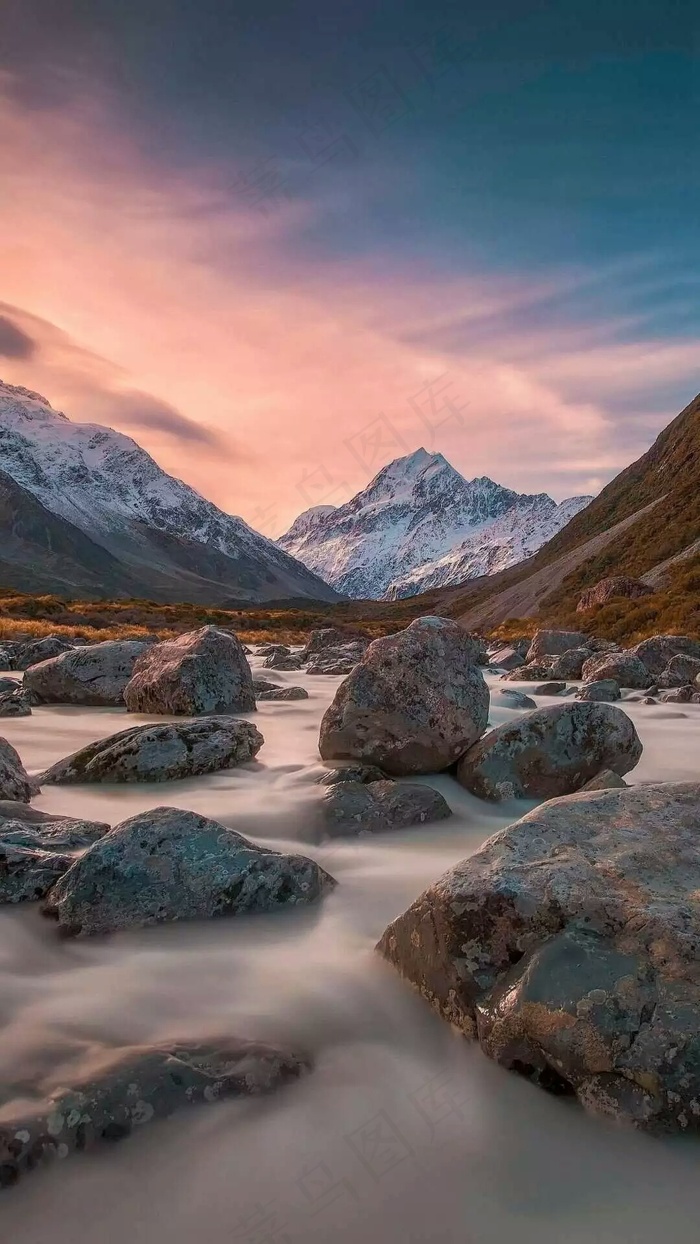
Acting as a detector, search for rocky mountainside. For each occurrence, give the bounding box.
[0,382,339,604]
[437,391,700,637]
[279,448,591,599]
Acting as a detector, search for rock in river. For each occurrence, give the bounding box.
[43,806,336,935]
[456,702,642,801]
[0,812,109,904]
[631,634,700,677]
[526,630,588,662]
[0,1036,310,1186]
[24,640,148,706]
[0,738,31,803]
[580,651,653,690]
[315,779,452,841]
[377,782,700,1131]
[39,717,264,785]
[124,626,255,715]
[575,679,621,703]
[319,616,489,777]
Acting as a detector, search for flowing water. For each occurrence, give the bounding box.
[1,658,700,1242]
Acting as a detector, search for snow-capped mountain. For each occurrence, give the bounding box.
[0,381,338,603]
[278,447,592,599]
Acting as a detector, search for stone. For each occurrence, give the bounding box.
[256,643,290,657]
[124,626,255,715]
[306,644,365,675]
[532,682,567,696]
[576,576,653,611]
[0,690,31,717]
[252,678,281,693]
[43,806,336,936]
[376,782,700,1131]
[24,640,149,707]
[632,635,700,677]
[316,764,388,786]
[456,702,642,801]
[579,769,628,791]
[0,738,31,803]
[262,651,304,671]
[657,654,700,688]
[316,779,452,841]
[660,686,700,704]
[526,630,588,662]
[0,813,109,904]
[488,646,525,672]
[580,651,653,690]
[299,626,370,662]
[501,662,552,682]
[319,617,489,777]
[576,679,622,703]
[256,686,309,701]
[0,677,20,694]
[13,636,75,670]
[0,1035,310,1185]
[492,690,537,710]
[548,648,594,679]
[39,717,264,786]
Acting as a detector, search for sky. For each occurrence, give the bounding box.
[0,0,698,536]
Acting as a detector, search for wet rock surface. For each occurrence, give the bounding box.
[24,641,149,707]
[319,617,489,776]
[0,738,31,803]
[456,702,642,801]
[256,686,309,701]
[492,689,537,710]
[39,717,264,785]
[315,779,452,841]
[548,649,594,680]
[124,627,255,715]
[377,782,700,1132]
[43,806,337,935]
[576,679,622,703]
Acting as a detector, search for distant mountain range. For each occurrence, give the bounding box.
[278,447,591,599]
[0,382,338,604]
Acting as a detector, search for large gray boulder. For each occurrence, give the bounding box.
[456,702,642,801]
[576,679,621,703]
[319,617,489,776]
[377,783,700,1132]
[581,650,653,690]
[24,640,149,706]
[632,635,700,677]
[43,806,336,935]
[526,630,588,662]
[316,779,452,841]
[39,717,263,786]
[0,812,109,903]
[124,626,255,715]
[0,1035,309,1186]
[0,738,31,802]
[13,636,75,670]
[657,654,700,688]
[548,647,594,679]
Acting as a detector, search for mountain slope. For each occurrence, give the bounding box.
[0,382,339,604]
[279,447,591,599]
[439,391,700,634]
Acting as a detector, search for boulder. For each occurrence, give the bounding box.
[0,813,109,904]
[532,682,567,696]
[657,654,700,688]
[319,617,489,777]
[632,635,700,677]
[252,678,281,693]
[123,626,255,715]
[0,738,31,802]
[39,717,264,786]
[0,677,20,694]
[262,651,304,671]
[43,806,336,935]
[579,769,628,791]
[456,702,642,801]
[300,626,370,662]
[0,1036,309,1186]
[0,689,31,717]
[256,686,309,701]
[492,690,537,710]
[501,662,552,682]
[576,679,622,703]
[316,779,452,841]
[580,651,653,690]
[13,636,75,670]
[526,630,588,662]
[256,643,290,657]
[316,763,388,786]
[488,646,525,672]
[24,640,149,706]
[377,783,700,1132]
[548,648,593,679]
[660,685,700,704]
[576,576,653,612]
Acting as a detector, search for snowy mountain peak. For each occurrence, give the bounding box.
[278,447,592,600]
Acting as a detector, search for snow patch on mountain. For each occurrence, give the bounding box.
[278,447,592,599]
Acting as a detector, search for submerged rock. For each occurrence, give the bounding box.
[43,806,337,935]
[319,617,489,776]
[0,1036,310,1186]
[124,626,255,715]
[39,717,264,785]
[256,686,309,701]
[377,782,700,1132]
[24,640,148,706]
[0,738,31,803]
[316,780,452,841]
[492,689,537,710]
[456,702,642,801]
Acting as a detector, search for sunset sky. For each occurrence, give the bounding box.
[1,0,698,535]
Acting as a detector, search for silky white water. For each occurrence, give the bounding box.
[1,658,700,1242]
